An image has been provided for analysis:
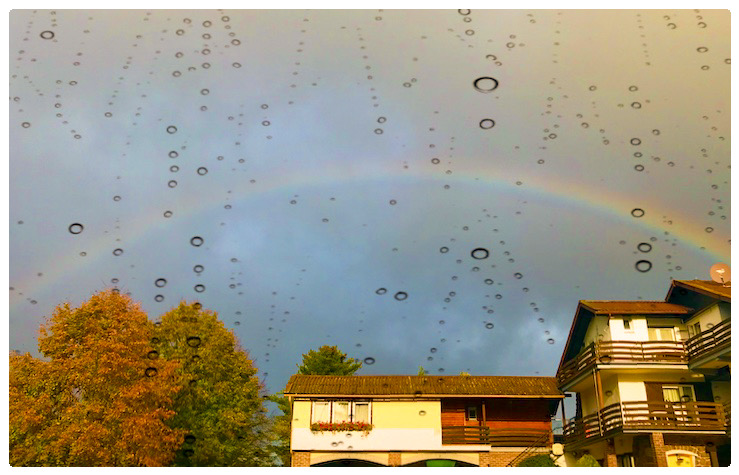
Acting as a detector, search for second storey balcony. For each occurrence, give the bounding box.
[441,426,551,447]
[684,318,730,369]
[557,340,687,388]
[562,401,726,448]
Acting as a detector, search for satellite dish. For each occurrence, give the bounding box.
[709,262,730,285]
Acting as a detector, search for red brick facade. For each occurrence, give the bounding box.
[291,451,310,467]
[479,451,525,467]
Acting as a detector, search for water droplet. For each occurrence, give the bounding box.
[485,322,494,329]
[377,116,386,123]
[374,128,383,134]
[697,46,708,53]
[473,77,499,93]
[471,248,489,259]
[68,223,84,234]
[364,357,375,365]
[631,208,645,218]
[705,227,714,233]
[190,236,204,247]
[187,336,201,347]
[635,260,652,272]
[479,119,495,130]
[394,291,408,301]
[630,138,641,146]
[389,199,396,205]
[637,242,652,253]
[154,295,164,302]
[166,125,178,134]
[147,350,159,359]
[547,339,555,345]
[155,278,167,288]
[40,30,55,40]
[113,248,123,256]
[163,210,173,218]
[197,167,208,176]
[193,265,204,273]
[145,367,158,377]
[375,288,387,295]
[514,272,523,279]
[194,284,205,293]
[21,122,31,128]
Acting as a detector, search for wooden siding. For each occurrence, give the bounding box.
[441,398,552,431]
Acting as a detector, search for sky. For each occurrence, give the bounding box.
[7,9,731,401]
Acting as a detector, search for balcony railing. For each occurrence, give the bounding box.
[563,401,726,445]
[441,426,551,447]
[724,402,731,435]
[685,319,731,362]
[557,340,687,386]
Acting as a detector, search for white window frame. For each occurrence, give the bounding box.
[311,400,372,424]
[466,405,478,421]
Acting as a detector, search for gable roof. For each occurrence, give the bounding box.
[666,279,731,302]
[558,300,694,369]
[579,300,693,315]
[284,375,563,398]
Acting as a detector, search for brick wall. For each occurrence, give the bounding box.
[633,433,715,467]
[604,439,617,467]
[291,451,310,467]
[479,451,525,467]
[663,434,713,467]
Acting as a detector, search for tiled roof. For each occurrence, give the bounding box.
[579,300,693,315]
[671,279,731,301]
[284,375,563,398]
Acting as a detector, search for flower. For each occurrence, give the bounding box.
[310,421,374,435]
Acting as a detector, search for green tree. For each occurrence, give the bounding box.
[267,345,362,466]
[297,345,362,375]
[153,301,271,466]
[518,455,558,467]
[576,454,600,467]
[10,290,184,466]
[266,392,292,467]
[417,366,428,376]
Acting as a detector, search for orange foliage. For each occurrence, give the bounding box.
[10,290,186,466]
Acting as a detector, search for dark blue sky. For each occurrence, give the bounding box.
[8,9,730,397]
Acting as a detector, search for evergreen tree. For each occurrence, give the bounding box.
[296,345,362,375]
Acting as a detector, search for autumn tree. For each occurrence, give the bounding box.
[10,290,184,466]
[152,302,271,466]
[297,345,362,375]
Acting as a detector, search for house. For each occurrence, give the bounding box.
[556,279,730,467]
[284,374,564,466]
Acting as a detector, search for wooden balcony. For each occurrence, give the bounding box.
[441,426,551,447]
[685,319,730,363]
[557,340,687,387]
[563,401,726,446]
[724,402,730,436]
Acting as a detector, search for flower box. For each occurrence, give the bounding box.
[310,421,373,435]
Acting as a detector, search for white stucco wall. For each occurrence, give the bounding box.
[685,303,725,332]
[584,315,611,346]
[609,316,647,341]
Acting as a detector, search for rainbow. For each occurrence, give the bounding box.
[10,164,729,308]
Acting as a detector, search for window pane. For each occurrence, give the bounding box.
[312,402,330,423]
[663,388,681,402]
[332,401,349,423]
[354,403,369,423]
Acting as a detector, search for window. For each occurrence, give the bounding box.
[662,385,695,403]
[311,400,372,424]
[687,322,701,338]
[617,454,634,467]
[311,401,330,423]
[623,318,632,330]
[648,327,676,341]
[466,406,477,421]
